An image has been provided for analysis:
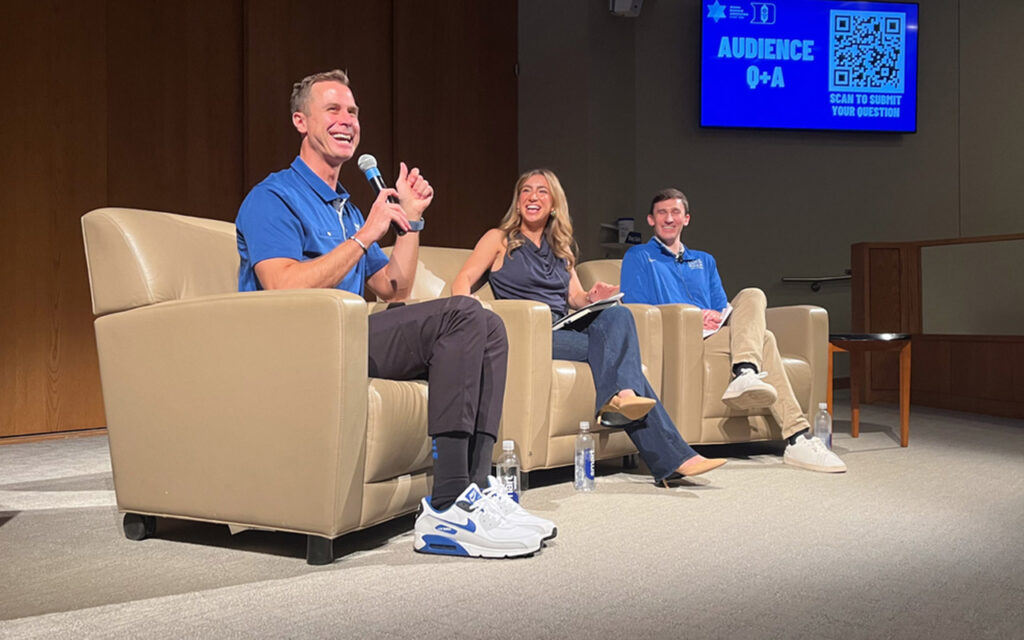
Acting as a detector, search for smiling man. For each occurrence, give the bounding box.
[620,188,846,473]
[235,70,551,557]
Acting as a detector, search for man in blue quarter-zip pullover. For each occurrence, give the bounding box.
[621,189,845,473]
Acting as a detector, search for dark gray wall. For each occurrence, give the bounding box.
[519,0,1024,334]
[518,1,638,261]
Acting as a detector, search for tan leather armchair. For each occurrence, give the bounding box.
[389,248,674,476]
[577,259,828,444]
[82,208,433,564]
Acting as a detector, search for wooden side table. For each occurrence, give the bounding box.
[827,333,912,447]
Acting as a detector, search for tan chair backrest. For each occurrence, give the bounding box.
[82,208,239,316]
[382,246,493,299]
[576,259,623,290]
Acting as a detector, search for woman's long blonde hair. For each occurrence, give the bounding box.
[498,169,578,269]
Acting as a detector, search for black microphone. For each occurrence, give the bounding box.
[357,154,405,236]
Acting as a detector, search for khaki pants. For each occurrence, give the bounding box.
[712,287,809,438]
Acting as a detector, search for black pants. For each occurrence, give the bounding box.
[367,296,507,439]
[367,297,507,506]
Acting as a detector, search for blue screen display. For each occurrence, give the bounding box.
[700,0,919,132]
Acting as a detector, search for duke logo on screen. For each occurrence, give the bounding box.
[750,2,776,25]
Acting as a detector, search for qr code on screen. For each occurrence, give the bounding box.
[828,10,906,93]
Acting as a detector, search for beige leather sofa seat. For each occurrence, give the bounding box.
[82,208,433,564]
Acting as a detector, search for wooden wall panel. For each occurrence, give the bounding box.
[852,240,1024,419]
[867,248,903,331]
[244,0,394,200]
[2,0,518,438]
[911,338,950,395]
[392,0,518,249]
[107,0,244,221]
[914,336,1024,419]
[950,341,1015,402]
[0,2,108,436]
[1015,342,1024,404]
[866,248,903,397]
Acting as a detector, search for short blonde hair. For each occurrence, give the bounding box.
[290,69,350,115]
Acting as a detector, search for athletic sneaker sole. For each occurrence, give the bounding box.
[782,455,847,473]
[721,386,778,410]
[414,533,541,558]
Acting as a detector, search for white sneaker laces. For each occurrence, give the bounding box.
[482,485,516,511]
[470,496,514,529]
[803,436,837,459]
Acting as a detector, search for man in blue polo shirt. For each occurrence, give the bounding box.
[621,188,845,473]
[236,70,552,557]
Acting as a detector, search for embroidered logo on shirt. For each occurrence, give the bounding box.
[687,259,704,270]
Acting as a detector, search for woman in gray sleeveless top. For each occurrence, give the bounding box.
[453,169,725,485]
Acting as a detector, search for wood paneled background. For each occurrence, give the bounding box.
[851,235,1024,419]
[0,0,517,438]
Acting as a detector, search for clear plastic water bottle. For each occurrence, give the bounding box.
[574,421,596,491]
[813,402,833,449]
[494,440,521,502]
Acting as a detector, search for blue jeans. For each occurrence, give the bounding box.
[552,305,698,482]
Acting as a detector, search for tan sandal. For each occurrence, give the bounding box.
[598,395,656,425]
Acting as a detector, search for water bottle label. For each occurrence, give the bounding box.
[584,449,594,480]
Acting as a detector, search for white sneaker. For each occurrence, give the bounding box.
[414,483,543,558]
[783,434,847,473]
[722,369,778,410]
[483,476,557,540]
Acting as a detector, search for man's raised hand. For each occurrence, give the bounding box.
[395,161,433,219]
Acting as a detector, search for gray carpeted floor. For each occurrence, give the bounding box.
[2,395,1022,639]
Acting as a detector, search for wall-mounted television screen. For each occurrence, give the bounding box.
[700,0,919,132]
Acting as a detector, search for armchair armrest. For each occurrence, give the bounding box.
[766,304,829,415]
[624,303,664,394]
[479,298,553,471]
[655,304,706,442]
[94,289,370,537]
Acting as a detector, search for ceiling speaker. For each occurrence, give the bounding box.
[609,0,643,18]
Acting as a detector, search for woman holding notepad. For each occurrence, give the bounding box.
[452,169,725,486]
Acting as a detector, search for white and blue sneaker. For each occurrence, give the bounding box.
[482,476,557,541]
[414,483,542,558]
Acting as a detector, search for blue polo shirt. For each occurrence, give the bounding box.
[235,156,389,295]
[620,238,729,310]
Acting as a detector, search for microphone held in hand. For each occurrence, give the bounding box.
[357,154,405,236]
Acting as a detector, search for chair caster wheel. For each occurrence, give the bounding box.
[123,513,157,541]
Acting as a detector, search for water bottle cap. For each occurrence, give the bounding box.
[818,402,828,409]
[579,421,590,431]
[502,440,515,451]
